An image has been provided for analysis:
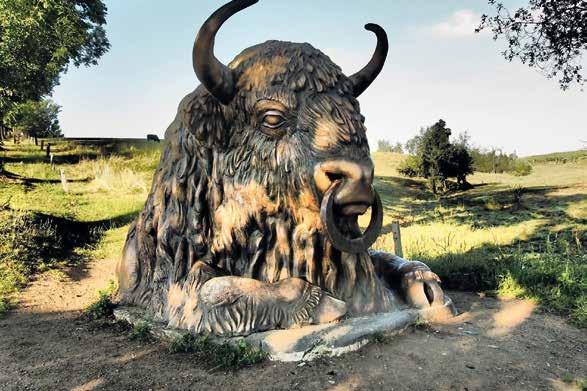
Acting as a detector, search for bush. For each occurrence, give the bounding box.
[169,334,267,370]
[511,160,533,176]
[83,281,117,320]
[397,155,420,177]
[129,321,152,341]
[0,297,11,318]
[400,120,473,192]
[0,211,62,309]
[470,148,532,175]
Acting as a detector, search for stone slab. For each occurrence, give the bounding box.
[113,296,456,362]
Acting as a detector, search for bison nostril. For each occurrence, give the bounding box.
[314,160,374,198]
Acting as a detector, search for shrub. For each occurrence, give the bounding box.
[511,160,533,176]
[129,321,152,341]
[470,148,532,175]
[83,281,117,320]
[0,211,62,309]
[169,334,267,370]
[398,155,421,177]
[401,120,474,192]
[0,297,11,318]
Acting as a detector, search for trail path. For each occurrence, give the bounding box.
[0,257,585,391]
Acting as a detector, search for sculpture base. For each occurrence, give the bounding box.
[113,297,456,362]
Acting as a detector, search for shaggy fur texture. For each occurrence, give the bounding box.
[118,41,401,333]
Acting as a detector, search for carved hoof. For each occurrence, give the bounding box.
[310,294,347,324]
[197,276,343,336]
[400,263,445,308]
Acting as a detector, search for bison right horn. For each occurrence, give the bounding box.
[193,0,258,105]
[349,23,389,98]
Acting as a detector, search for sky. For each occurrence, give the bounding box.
[52,0,587,156]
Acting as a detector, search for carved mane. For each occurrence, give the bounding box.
[118,42,393,325]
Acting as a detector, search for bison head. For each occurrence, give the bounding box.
[193,0,387,251]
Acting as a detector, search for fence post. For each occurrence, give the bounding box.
[46,143,51,158]
[390,221,403,258]
[60,169,69,193]
[40,140,44,150]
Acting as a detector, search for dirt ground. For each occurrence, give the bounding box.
[0,258,585,391]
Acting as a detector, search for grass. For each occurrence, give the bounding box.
[0,140,161,312]
[1,141,585,327]
[168,333,267,370]
[366,150,586,327]
[525,149,587,164]
[129,321,152,342]
[83,280,117,320]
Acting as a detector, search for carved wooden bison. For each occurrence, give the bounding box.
[117,0,447,336]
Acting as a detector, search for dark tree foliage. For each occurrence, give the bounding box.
[0,0,110,128]
[445,144,474,187]
[399,120,474,193]
[7,99,63,139]
[477,0,587,89]
[404,127,425,155]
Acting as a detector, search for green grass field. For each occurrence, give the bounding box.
[1,142,585,326]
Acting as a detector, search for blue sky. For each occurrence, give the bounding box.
[52,0,586,156]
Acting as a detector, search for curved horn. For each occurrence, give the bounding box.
[193,0,258,104]
[349,23,389,97]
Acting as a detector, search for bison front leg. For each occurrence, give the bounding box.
[196,276,347,336]
[369,250,445,309]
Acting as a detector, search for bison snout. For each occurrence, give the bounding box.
[314,160,375,216]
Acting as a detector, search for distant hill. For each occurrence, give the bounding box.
[524,149,587,164]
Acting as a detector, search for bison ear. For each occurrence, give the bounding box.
[349,23,389,98]
[193,0,259,105]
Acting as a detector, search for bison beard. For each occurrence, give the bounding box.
[117,0,446,337]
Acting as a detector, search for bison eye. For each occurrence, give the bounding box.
[261,110,286,129]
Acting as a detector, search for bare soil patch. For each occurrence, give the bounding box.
[0,258,585,391]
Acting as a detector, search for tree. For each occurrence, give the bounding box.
[0,0,110,130]
[392,142,404,154]
[404,127,425,155]
[377,140,404,153]
[398,120,474,193]
[377,140,393,152]
[6,99,63,141]
[477,0,587,90]
[445,144,474,188]
[418,120,453,193]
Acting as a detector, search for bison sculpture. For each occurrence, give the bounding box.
[117,0,447,337]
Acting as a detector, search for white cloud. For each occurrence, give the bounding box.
[429,10,482,38]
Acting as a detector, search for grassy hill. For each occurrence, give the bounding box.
[524,149,587,164]
[1,142,585,326]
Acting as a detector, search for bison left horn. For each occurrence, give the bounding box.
[349,23,389,98]
[193,0,259,105]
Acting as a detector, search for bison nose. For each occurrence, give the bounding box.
[314,160,375,216]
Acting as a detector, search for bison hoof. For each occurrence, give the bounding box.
[399,262,444,308]
[310,294,347,324]
[197,276,347,336]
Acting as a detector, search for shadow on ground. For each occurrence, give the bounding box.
[0,291,584,390]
